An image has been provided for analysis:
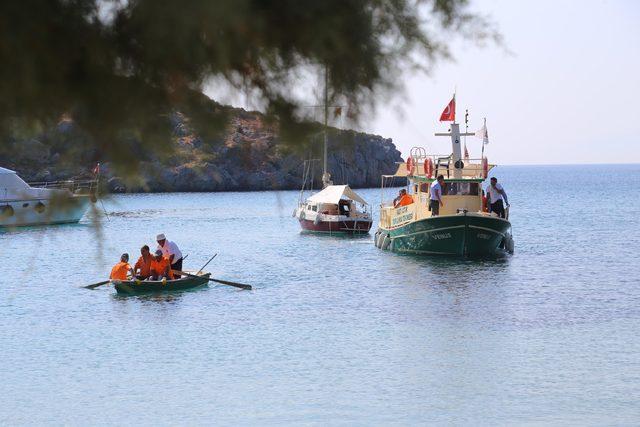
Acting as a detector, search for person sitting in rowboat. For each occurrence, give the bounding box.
[156,233,183,278]
[110,253,133,281]
[393,189,414,208]
[149,249,174,281]
[133,245,153,279]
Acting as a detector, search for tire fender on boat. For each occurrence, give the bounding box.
[381,234,391,250]
[299,210,306,221]
[1,204,14,218]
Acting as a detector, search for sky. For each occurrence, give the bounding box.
[207,0,640,165]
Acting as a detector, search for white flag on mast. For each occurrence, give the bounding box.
[475,120,489,144]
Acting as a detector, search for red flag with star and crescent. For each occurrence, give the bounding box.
[439,97,455,122]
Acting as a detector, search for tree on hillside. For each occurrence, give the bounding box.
[0,0,497,177]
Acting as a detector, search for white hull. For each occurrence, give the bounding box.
[0,196,91,227]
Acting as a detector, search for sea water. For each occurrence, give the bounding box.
[1,164,639,425]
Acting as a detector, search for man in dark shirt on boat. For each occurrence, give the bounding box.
[487,177,509,218]
[429,175,445,216]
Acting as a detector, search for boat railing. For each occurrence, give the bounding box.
[395,156,490,179]
[27,178,98,193]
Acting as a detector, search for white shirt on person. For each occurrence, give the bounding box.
[157,240,183,264]
[430,181,442,201]
[487,183,505,204]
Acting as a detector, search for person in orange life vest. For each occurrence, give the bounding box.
[393,189,414,208]
[134,245,153,279]
[110,253,133,281]
[150,249,174,280]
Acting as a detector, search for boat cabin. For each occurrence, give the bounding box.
[378,152,495,230]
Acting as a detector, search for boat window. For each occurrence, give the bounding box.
[420,183,429,193]
[312,205,317,212]
[443,182,480,196]
[23,203,29,207]
[414,184,419,193]
[307,205,312,211]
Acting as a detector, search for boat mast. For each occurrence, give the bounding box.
[322,65,332,188]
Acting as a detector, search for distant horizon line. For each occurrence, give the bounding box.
[496,162,640,167]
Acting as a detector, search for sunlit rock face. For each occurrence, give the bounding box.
[1,108,402,193]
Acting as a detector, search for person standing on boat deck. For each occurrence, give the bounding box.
[487,177,509,218]
[110,253,133,281]
[134,245,153,279]
[429,175,445,216]
[156,233,183,278]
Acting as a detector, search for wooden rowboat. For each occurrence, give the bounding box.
[113,272,211,295]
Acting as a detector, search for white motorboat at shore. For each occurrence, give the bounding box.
[0,166,96,227]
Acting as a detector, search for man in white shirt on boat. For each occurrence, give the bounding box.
[429,175,445,216]
[487,177,509,218]
[156,233,184,278]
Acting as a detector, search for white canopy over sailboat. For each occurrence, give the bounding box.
[307,184,368,206]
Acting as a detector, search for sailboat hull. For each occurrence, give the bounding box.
[299,218,372,234]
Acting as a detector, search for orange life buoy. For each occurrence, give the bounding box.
[424,157,433,178]
[482,157,489,179]
[406,157,415,176]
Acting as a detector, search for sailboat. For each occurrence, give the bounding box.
[293,68,373,234]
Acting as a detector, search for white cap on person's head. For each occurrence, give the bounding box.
[156,233,166,241]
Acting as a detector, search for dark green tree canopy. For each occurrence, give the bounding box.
[0,0,496,175]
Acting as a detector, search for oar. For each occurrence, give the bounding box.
[84,280,111,289]
[197,253,217,274]
[172,270,252,290]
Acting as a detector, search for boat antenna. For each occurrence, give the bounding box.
[321,64,331,188]
[481,117,487,159]
[464,109,469,160]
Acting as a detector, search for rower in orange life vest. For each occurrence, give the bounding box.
[110,253,133,281]
[150,249,174,280]
[393,189,414,208]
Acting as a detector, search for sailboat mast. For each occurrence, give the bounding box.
[322,65,329,187]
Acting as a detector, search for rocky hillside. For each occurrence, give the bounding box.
[1,106,403,193]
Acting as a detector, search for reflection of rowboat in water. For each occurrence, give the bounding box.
[113,272,211,295]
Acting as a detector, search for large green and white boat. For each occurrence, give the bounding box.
[374,118,514,257]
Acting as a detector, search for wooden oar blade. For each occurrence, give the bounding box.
[84,280,110,289]
[210,278,252,290]
[172,270,252,290]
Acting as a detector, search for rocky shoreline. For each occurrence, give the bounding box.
[1,105,403,193]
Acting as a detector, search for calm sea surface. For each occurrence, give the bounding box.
[1,165,639,425]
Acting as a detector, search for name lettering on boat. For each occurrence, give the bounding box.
[391,206,414,228]
[477,233,490,240]
[431,232,451,240]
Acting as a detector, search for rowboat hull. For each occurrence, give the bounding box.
[375,212,513,257]
[113,273,211,294]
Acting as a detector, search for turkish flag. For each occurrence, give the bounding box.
[439,97,455,122]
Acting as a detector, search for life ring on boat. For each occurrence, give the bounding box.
[34,201,46,214]
[482,157,489,179]
[1,205,14,218]
[299,210,306,221]
[406,157,415,176]
[424,157,434,178]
